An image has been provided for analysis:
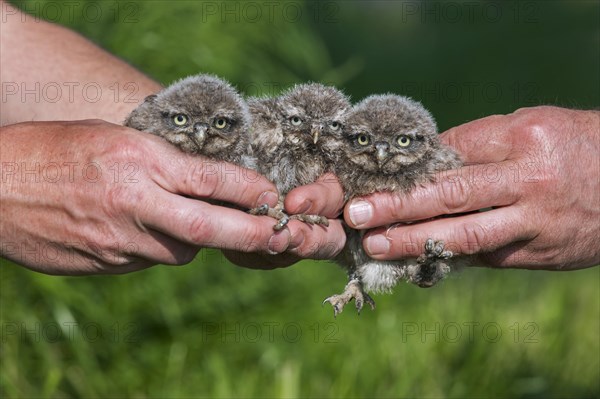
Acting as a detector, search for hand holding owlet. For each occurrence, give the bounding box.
[248,83,351,229]
[325,94,463,316]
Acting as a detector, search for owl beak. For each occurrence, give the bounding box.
[311,125,323,144]
[190,123,209,150]
[375,142,390,165]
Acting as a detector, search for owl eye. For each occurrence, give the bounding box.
[397,135,411,147]
[356,134,370,146]
[173,114,188,126]
[330,121,341,131]
[290,116,302,126]
[214,117,229,129]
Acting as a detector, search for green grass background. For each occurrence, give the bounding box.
[1,1,599,398]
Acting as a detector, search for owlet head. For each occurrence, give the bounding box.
[341,94,440,175]
[124,74,250,156]
[276,83,350,153]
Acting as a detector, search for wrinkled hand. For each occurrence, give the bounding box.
[223,173,347,269]
[344,106,599,270]
[0,120,293,275]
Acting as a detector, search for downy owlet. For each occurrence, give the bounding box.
[324,94,463,316]
[124,74,254,168]
[248,83,351,229]
[121,73,297,223]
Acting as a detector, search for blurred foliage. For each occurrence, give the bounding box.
[2,0,599,398]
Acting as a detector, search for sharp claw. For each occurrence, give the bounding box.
[355,299,364,313]
[425,238,435,251]
[249,204,270,216]
[273,215,290,231]
[433,242,445,256]
[365,294,376,310]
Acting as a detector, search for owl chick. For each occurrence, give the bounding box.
[324,94,463,316]
[124,74,254,168]
[248,83,351,229]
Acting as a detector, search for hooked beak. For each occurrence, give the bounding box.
[311,124,323,145]
[375,142,390,165]
[190,123,209,150]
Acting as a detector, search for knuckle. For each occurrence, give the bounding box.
[386,193,406,222]
[103,135,147,163]
[185,160,221,198]
[438,176,470,213]
[456,222,489,254]
[187,212,216,244]
[512,108,557,144]
[105,184,141,214]
[402,229,427,254]
[303,232,344,259]
[239,224,267,251]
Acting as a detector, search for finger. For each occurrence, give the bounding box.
[222,218,346,269]
[362,206,537,260]
[130,229,200,266]
[285,219,346,259]
[284,173,345,218]
[141,193,291,254]
[344,161,521,229]
[154,155,279,210]
[478,241,580,271]
[222,250,301,270]
[56,230,196,274]
[477,241,546,270]
[440,114,513,165]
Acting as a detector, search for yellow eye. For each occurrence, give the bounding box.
[173,114,188,126]
[357,134,370,146]
[290,116,302,126]
[330,121,341,131]
[397,135,411,147]
[214,118,228,129]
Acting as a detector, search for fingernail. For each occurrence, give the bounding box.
[348,200,373,227]
[258,191,279,208]
[267,229,290,255]
[365,234,390,256]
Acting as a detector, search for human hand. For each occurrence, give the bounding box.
[343,106,600,270]
[223,173,347,269]
[0,120,293,275]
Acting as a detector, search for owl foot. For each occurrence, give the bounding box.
[414,238,453,288]
[289,213,329,227]
[323,278,376,317]
[248,204,290,231]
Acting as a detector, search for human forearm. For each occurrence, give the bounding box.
[0,1,161,125]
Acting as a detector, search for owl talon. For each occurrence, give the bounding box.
[424,238,435,252]
[273,214,290,231]
[248,204,291,231]
[414,238,454,288]
[323,279,375,317]
[248,204,270,216]
[289,214,329,227]
[419,239,453,263]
